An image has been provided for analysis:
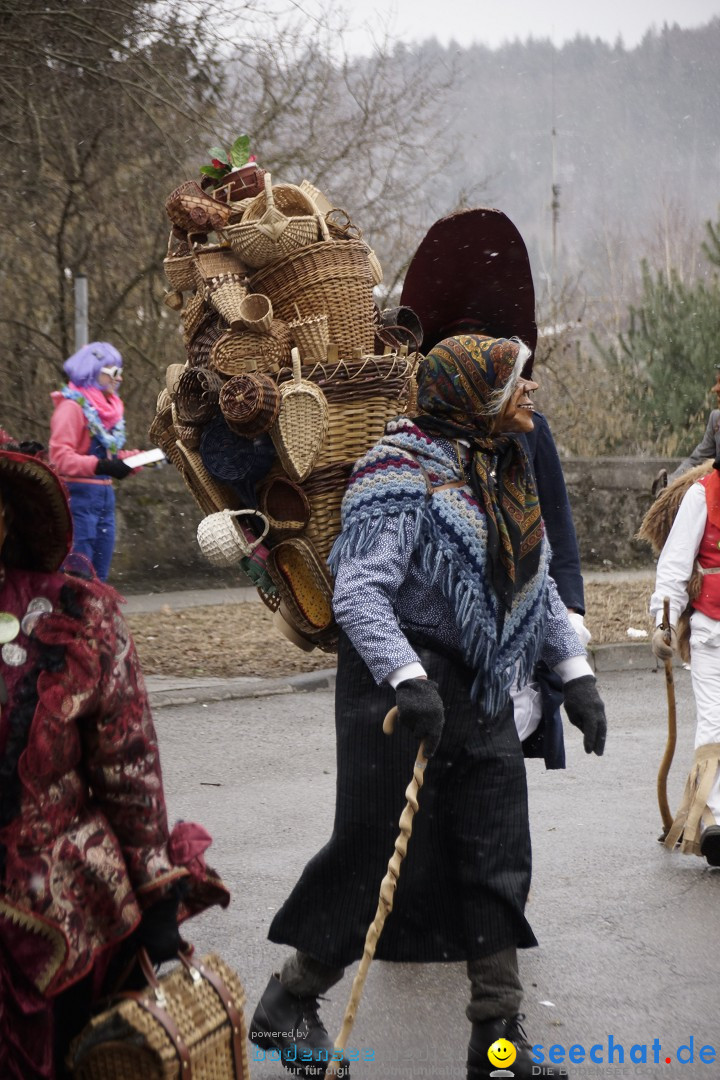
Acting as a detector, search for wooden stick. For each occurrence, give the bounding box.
[657,596,677,838]
[325,706,427,1077]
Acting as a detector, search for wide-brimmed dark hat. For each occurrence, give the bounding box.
[0,449,73,571]
[400,207,537,368]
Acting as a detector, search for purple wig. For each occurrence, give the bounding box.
[63,342,123,389]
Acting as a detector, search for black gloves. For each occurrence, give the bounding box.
[95,457,133,480]
[562,675,607,756]
[395,677,445,757]
[135,891,182,964]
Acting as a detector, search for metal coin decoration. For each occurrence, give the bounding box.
[0,612,20,644]
[2,642,27,667]
[27,597,53,615]
[21,611,43,637]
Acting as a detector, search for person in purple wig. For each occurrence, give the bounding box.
[49,342,138,580]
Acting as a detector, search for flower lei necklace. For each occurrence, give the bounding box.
[61,387,126,453]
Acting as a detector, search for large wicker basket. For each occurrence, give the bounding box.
[68,951,250,1080]
[248,238,376,357]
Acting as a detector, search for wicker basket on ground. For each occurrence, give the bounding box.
[209,322,292,376]
[248,238,376,357]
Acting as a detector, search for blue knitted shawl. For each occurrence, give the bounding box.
[328,418,550,714]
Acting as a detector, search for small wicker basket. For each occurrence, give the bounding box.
[206,273,248,329]
[267,536,335,637]
[163,229,197,291]
[259,474,311,539]
[192,238,248,282]
[171,403,203,449]
[221,172,321,269]
[165,363,187,400]
[288,310,329,362]
[165,179,233,233]
[174,367,224,424]
[209,322,292,376]
[238,292,273,333]
[181,288,209,346]
[270,348,329,482]
[219,373,281,437]
[197,508,270,567]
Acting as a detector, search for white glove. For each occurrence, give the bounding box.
[568,610,592,648]
[652,625,677,660]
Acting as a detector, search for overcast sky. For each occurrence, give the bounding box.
[328,0,720,53]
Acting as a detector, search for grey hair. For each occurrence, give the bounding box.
[482,339,533,416]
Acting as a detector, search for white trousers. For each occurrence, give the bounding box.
[689,612,720,824]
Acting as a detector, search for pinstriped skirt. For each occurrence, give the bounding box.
[268,632,536,966]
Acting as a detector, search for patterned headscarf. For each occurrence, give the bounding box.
[415,334,542,610]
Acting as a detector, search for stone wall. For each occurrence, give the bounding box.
[109,456,682,589]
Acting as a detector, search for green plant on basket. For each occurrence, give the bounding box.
[200,135,254,187]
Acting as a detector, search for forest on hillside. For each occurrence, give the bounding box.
[1,1,718,457]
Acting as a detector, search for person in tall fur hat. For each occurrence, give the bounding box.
[645,456,720,866]
[0,440,230,1079]
[400,206,590,768]
[249,333,607,1080]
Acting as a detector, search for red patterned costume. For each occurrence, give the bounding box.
[0,448,229,1078]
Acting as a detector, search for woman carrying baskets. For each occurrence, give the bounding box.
[250,334,607,1080]
[0,439,230,1079]
[49,342,138,581]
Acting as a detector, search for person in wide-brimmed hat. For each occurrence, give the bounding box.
[49,341,140,580]
[401,206,590,769]
[0,442,229,1080]
[250,334,606,1080]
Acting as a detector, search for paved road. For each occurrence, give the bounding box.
[152,664,720,1080]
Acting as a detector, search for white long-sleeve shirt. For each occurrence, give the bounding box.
[650,481,710,629]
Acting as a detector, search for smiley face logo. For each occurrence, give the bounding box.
[488,1038,517,1069]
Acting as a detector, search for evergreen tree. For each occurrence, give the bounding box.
[595,217,720,455]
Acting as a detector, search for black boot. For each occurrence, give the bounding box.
[249,974,350,1078]
[467,1014,569,1078]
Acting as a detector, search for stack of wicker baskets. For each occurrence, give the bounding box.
[153,162,418,652]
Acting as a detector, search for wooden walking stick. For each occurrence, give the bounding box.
[325,705,427,1078]
[657,597,677,839]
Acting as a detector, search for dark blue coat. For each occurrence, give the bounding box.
[520,412,584,768]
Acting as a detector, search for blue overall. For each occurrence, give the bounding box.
[65,436,116,581]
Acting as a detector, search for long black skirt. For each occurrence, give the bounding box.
[268,633,536,966]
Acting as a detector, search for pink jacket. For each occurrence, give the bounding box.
[49,395,137,481]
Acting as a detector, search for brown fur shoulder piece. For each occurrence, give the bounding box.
[636,459,714,555]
